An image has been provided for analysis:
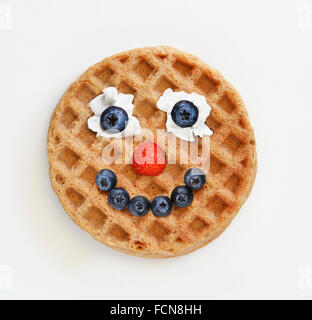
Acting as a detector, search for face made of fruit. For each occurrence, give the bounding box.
[88,87,213,218]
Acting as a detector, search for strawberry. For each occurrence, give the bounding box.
[132,142,166,176]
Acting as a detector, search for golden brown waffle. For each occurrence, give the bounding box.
[47,46,257,258]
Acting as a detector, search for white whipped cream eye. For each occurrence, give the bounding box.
[87,87,141,139]
[157,88,213,142]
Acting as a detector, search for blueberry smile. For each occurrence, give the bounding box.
[96,169,117,192]
[108,188,130,210]
[171,186,193,208]
[129,196,150,217]
[184,168,206,191]
[151,196,172,217]
[96,167,206,217]
[191,177,200,185]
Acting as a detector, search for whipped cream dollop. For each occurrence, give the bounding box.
[157,89,213,142]
[87,87,141,139]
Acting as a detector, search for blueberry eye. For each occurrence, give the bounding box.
[100,106,129,133]
[171,100,198,128]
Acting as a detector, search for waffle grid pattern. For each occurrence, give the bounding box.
[48,47,256,257]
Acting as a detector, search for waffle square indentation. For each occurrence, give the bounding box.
[62,107,78,129]
[58,147,80,169]
[224,174,241,194]
[206,195,228,216]
[173,59,194,76]
[188,216,209,234]
[222,134,243,155]
[133,99,156,119]
[66,188,85,208]
[77,123,96,147]
[206,113,221,131]
[196,75,218,95]
[148,221,170,241]
[209,155,225,174]
[76,83,97,104]
[133,59,155,80]
[155,76,177,94]
[118,81,136,95]
[218,94,235,114]
[94,67,114,84]
[81,166,97,185]
[107,224,130,242]
[84,206,107,229]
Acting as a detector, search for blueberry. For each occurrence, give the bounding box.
[100,106,129,133]
[184,167,206,191]
[129,196,150,217]
[151,196,172,217]
[171,186,193,208]
[96,169,117,192]
[171,100,198,128]
[108,188,130,210]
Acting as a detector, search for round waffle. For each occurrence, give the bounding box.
[47,46,257,258]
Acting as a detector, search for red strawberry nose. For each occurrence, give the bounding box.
[132,142,166,176]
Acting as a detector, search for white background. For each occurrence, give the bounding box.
[0,0,311,300]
